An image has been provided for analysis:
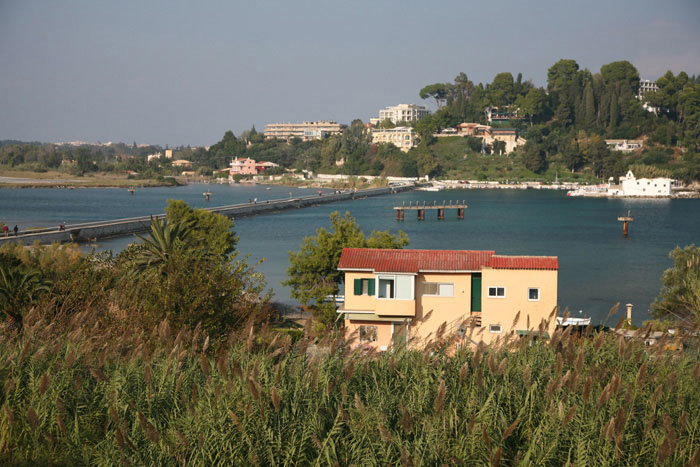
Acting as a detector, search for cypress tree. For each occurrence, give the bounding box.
[584,81,596,128]
[598,90,610,128]
[609,91,619,130]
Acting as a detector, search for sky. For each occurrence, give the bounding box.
[1,0,699,147]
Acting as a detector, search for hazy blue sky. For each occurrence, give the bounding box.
[1,0,699,147]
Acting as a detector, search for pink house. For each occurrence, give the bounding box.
[229,157,257,175]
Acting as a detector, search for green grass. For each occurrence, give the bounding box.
[1,308,699,465]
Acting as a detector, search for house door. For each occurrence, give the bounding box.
[392,321,408,347]
[471,274,482,312]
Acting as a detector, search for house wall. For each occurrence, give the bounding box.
[479,268,558,345]
[343,271,378,311]
[344,320,393,351]
[343,271,417,316]
[410,272,472,347]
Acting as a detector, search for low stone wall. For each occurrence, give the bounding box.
[0,184,414,246]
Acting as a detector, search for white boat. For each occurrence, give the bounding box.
[322,294,345,304]
[556,316,591,327]
[418,185,445,192]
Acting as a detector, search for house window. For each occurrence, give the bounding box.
[359,325,377,343]
[422,282,454,297]
[489,324,502,333]
[488,286,506,298]
[377,275,413,300]
[528,288,540,301]
[353,278,375,296]
[378,278,394,298]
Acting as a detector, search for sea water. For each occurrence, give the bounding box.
[2,184,698,325]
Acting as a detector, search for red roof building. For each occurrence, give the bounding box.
[338,248,558,273]
[338,248,559,351]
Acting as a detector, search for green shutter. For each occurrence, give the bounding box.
[471,274,482,312]
[354,279,362,295]
[368,279,375,296]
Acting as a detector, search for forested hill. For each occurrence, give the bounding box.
[2,59,699,184]
[208,60,699,183]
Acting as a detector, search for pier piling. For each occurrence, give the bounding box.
[394,200,468,221]
[617,210,634,236]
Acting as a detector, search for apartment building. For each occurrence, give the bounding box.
[638,79,660,113]
[371,126,417,152]
[638,79,659,98]
[485,106,524,123]
[371,104,430,125]
[338,248,558,350]
[264,121,344,141]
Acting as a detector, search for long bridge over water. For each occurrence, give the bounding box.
[1,184,416,246]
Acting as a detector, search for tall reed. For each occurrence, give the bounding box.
[1,308,699,465]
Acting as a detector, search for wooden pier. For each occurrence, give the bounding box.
[394,200,468,221]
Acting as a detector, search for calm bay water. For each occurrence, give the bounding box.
[2,184,699,325]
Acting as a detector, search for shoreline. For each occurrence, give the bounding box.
[0,175,183,189]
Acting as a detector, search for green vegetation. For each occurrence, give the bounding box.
[652,245,700,327]
[284,212,408,327]
[1,305,700,464]
[410,63,700,182]
[0,202,268,340]
[116,201,268,336]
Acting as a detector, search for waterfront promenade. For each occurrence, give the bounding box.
[0,184,415,245]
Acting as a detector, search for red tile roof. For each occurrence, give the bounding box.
[489,255,559,270]
[338,248,558,273]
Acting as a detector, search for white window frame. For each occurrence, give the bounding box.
[488,286,506,298]
[489,324,502,334]
[422,282,454,297]
[528,287,540,301]
[376,274,414,300]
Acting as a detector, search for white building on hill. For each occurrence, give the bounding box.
[370,104,429,125]
[605,139,643,152]
[610,170,673,197]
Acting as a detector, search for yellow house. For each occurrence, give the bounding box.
[338,248,558,350]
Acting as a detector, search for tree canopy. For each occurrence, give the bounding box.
[284,211,409,326]
[419,83,449,109]
[118,201,267,336]
[652,245,700,326]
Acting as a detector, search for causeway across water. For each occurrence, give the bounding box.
[0,184,415,245]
